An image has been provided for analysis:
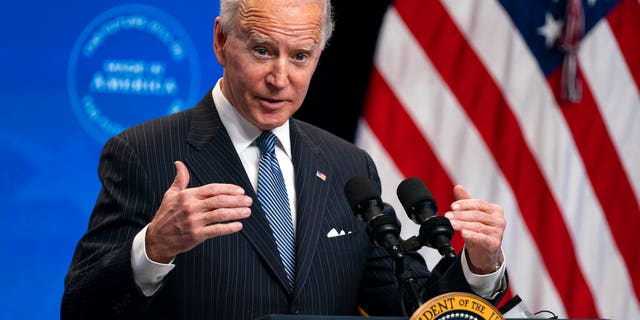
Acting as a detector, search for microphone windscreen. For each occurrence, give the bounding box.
[396,177,435,215]
[344,176,380,211]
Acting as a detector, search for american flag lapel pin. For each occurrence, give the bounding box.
[315,170,327,181]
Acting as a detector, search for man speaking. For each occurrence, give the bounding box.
[62,0,508,318]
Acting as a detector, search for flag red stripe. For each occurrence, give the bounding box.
[362,68,464,250]
[549,67,640,300]
[392,0,598,316]
[607,0,640,91]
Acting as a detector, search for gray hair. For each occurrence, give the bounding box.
[218,0,334,49]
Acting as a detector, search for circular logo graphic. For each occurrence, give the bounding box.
[68,4,200,143]
[410,292,503,320]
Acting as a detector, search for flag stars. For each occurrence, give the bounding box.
[538,12,563,48]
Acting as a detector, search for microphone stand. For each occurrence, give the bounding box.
[385,238,423,316]
[366,215,423,316]
[394,237,424,315]
[368,216,459,315]
[393,214,459,315]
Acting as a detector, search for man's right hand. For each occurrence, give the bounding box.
[145,160,253,263]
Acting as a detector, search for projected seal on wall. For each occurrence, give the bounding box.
[68,4,200,143]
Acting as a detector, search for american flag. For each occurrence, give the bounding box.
[354,0,639,318]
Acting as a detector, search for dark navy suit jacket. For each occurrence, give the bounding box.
[62,92,501,319]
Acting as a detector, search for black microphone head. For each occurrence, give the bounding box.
[344,176,382,220]
[396,177,438,224]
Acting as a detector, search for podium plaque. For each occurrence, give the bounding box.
[410,292,502,320]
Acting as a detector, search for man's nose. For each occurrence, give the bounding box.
[266,59,289,89]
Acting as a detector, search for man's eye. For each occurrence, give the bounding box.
[256,48,268,56]
[294,53,306,61]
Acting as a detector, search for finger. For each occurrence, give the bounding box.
[201,221,244,239]
[453,184,472,201]
[203,207,252,225]
[448,218,504,236]
[446,207,504,225]
[205,194,253,210]
[452,185,485,211]
[200,194,253,212]
[196,183,247,198]
[169,161,190,192]
[451,197,502,214]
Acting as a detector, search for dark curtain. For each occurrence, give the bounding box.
[296,0,392,142]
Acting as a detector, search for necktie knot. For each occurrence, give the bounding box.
[256,131,278,155]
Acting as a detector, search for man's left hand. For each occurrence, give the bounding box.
[444,185,506,274]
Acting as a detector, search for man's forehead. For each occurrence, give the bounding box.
[237,0,324,46]
[238,0,324,26]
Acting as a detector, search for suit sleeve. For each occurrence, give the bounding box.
[61,135,159,319]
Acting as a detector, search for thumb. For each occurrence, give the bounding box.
[170,160,190,191]
[453,184,472,201]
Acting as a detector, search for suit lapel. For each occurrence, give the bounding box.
[289,120,331,298]
[184,94,291,292]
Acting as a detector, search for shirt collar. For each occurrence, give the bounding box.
[211,79,292,158]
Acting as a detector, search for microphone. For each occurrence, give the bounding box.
[344,176,402,257]
[397,177,456,258]
[346,176,425,313]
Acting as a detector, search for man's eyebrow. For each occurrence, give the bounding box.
[299,42,319,52]
[246,32,320,52]
[247,33,268,45]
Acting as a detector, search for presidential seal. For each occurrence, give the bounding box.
[68,4,200,143]
[410,292,504,320]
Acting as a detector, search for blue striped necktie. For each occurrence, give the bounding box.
[256,131,296,290]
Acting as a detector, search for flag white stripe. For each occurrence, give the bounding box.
[369,7,565,315]
[441,1,639,318]
[579,19,640,204]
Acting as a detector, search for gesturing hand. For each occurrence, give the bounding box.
[444,185,505,274]
[146,161,253,263]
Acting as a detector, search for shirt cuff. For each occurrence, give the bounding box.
[461,247,507,299]
[131,224,175,297]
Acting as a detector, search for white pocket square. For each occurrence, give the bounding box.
[327,228,352,238]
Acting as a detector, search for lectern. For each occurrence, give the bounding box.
[258,316,607,320]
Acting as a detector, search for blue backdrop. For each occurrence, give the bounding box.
[0,1,223,318]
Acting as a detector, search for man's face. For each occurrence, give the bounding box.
[214,0,324,131]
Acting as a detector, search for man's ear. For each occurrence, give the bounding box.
[213,17,227,65]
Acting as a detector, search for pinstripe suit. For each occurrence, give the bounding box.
[62,92,497,319]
